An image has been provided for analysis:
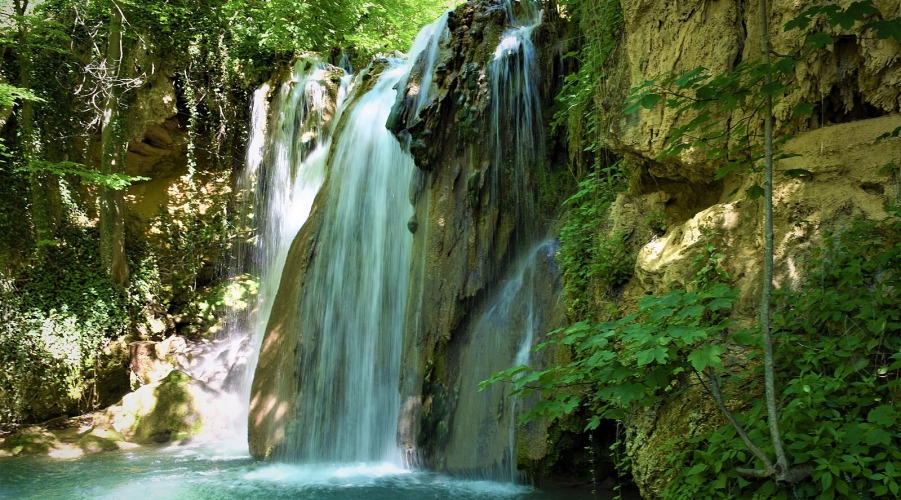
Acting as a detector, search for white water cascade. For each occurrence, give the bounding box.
[490,0,543,243]
[190,58,352,444]
[275,16,451,463]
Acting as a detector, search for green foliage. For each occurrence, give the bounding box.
[492,209,901,497]
[139,175,233,331]
[219,0,457,73]
[484,239,743,429]
[662,208,901,498]
[552,0,624,176]
[17,161,148,190]
[0,224,129,423]
[645,210,667,235]
[556,161,631,318]
[0,83,43,107]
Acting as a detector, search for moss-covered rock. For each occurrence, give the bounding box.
[95,369,212,444]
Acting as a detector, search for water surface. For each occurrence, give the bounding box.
[0,446,606,499]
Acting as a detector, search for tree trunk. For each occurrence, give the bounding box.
[99,3,129,287]
[758,0,793,481]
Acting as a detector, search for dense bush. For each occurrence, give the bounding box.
[664,208,901,498]
[0,225,129,423]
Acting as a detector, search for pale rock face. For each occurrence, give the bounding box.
[602,1,901,496]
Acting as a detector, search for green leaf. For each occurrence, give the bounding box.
[805,32,834,49]
[868,405,897,427]
[865,426,892,446]
[688,344,726,372]
[685,462,708,475]
[836,478,850,495]
[674,67,707,87]
[649,307,676,322]
[793,102,816,116]
[747,184,765,199]
[678,304,706,320]
[707,297,733,311]
[617,383,646,405]
[876,126,901,141]
[866,19,901,42]
[636,346,669,366]
[842,1,878,27]
[733,329,759,346]
[640,93,662,110]
[0,83,45,107]
[761,81,787,96]
[784,12,813,32]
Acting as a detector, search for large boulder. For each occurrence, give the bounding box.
[94,369,229,444]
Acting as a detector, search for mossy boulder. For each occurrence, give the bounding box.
[95,370,214,444]
[0,427,61,457]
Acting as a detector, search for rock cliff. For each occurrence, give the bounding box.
[594,0,900,496]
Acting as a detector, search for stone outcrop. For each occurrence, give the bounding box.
[93,370,226,444]
[0,369,224,457]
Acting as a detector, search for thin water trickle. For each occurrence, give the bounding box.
[445,240,560,482]
[445,0,550,481]
[490,0,543,244]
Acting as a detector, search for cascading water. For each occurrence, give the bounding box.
[444,240,561,481]
[204,57,350,443]
[490,0,543,242]
[439,0,551,481]
[270,15,451,463]
[235,58,351,395]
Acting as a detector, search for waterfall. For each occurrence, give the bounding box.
[444,241,561,481]
[490,0,543,243]
[272,16,451,463]
[215,58,350,442]
[244,2,557,482]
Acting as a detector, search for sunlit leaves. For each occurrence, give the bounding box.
[0,83,43,107]
[18,161,149,190]
[483,242,743,430]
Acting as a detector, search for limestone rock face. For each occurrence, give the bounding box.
[597,1,901,496]
[611,0,901,183]
[128,337,185,387]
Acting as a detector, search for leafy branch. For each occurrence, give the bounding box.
[17,160,148,190]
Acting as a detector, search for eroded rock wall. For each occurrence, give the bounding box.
[391,1,569,477]
[595,1,901,496]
